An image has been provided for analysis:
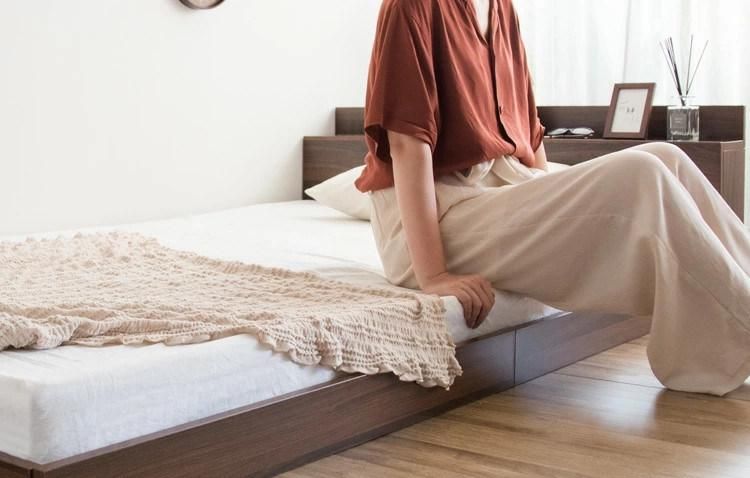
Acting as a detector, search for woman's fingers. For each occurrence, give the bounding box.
[478,277,496,308]
[454,289,475,328]
[472,277,495,327]
[421,272,497,330]
[459,282,483,328]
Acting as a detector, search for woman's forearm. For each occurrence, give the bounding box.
[388,130,447,288]
[534,141,549,171]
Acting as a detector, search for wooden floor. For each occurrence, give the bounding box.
[282,335,750,478]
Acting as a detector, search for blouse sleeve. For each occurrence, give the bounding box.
[363,4,439,164]
[510,3,546,153]
[527,73,546,153]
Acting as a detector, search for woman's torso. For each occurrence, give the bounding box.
[354,0,545,193]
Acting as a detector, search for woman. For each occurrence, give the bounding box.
[354,0,750,396]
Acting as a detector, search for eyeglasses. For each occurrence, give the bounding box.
[546,127,595,138]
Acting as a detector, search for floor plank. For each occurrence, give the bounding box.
[555,335,750,402]
[282,334,750,477]
[554,335,662,388]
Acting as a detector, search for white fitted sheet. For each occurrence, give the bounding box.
[0,200,564,464]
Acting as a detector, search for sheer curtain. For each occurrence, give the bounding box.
[515,0,750,218]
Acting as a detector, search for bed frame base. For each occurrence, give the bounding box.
[0,311,650,478]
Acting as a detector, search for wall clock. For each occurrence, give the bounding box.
[179,0,225,9]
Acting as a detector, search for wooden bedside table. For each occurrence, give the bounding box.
[539,106,746,221]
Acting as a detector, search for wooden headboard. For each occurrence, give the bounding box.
[302,105,746,204]
[301,134,365,196]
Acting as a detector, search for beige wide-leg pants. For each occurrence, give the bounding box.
[369,142,750,396]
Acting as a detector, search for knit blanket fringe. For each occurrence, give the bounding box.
[0,232,462,389]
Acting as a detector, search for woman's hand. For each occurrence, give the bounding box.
[421,272,496,329]
[387,129,495,329]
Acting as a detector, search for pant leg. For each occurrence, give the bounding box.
[621,141,750,277]
[370,149,750,396]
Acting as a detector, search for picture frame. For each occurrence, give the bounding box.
[603,82,656,139]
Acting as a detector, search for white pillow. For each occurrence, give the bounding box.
[304,165,372,221]
[303,162,570,221]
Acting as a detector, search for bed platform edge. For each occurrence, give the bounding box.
[0,310,650,478]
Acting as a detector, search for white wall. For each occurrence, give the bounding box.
[0,0,382,235]
[516,0,750,220]
[3,1,746,235]
[517,0,750,107]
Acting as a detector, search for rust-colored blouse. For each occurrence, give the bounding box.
[354,0,545,192]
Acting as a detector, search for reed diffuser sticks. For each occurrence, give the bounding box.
[659,35,708,106]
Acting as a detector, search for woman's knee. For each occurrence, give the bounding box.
[630,142,689,171]
[636,141,684,158]
[591,151,682,224]
[602,150,672,184]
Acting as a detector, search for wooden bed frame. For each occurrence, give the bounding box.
[16,104,748,478]
[0,312,650,478]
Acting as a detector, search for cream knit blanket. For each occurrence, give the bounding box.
[0,232,462,388]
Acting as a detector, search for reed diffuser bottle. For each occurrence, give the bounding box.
[668,95,700,141]
[660,35,708,141]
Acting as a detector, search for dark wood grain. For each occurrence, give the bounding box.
[544,139,726,183]
[0,452,31,478]
[285,334,750,477]
[542,139,742,220]
[335,105,745,142]
[1,310,652,478]
[514,312,652,385]
[721,142,747,223]
[538,106,611,140]
[302,134,745,220]
[31,332,515,478]
[302,135,367,195]
[335,108,367,137]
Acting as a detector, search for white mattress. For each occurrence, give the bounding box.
[0,200,564,464]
